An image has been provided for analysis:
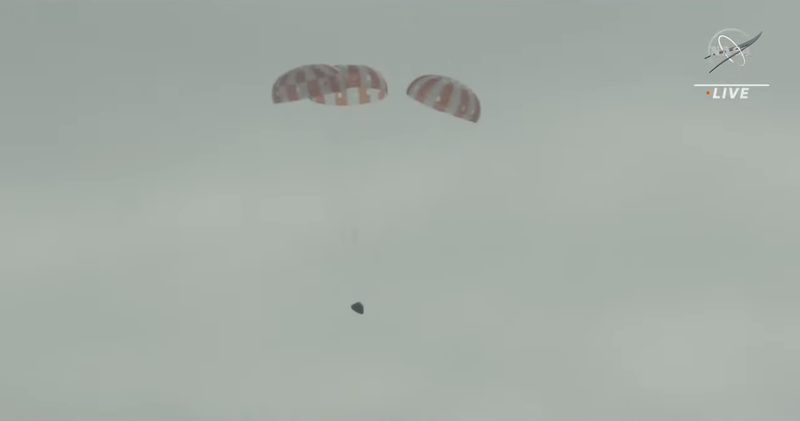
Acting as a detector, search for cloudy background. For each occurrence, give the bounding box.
[1,1,798,420]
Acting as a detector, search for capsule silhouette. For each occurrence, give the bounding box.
[350,302,364,314]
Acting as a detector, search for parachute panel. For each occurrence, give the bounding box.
[310,65,388,106]
[272,64,341,104]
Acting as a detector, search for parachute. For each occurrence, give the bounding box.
[351,302,364,315]
[272,64,387,106]
[406,74,481,122]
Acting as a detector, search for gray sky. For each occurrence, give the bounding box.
[1,1,798,420]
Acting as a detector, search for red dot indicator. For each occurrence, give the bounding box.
[706,90,710,95]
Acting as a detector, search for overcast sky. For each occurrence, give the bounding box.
[1,1,798,420]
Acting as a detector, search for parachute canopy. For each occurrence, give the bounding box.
[272,64,388,106]
[351,302,364,315]
[406,74,481,122]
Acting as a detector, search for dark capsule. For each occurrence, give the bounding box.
[351,302,364,315]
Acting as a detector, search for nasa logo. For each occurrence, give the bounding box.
[705,28,761,73]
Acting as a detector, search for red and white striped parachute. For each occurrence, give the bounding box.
[272,64,388,106]
[406,75,481,122]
